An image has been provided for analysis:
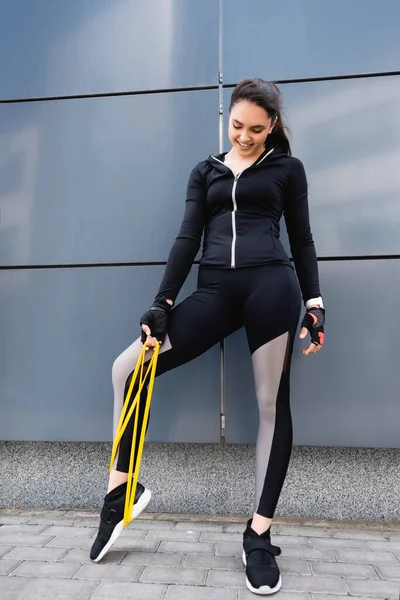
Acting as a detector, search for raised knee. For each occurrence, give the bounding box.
[111,353,130,387]
[111,341,143,388]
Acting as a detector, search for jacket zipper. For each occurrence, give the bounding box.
[211,147,275,269]
[230,173,241,268]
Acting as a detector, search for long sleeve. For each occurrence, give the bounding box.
[283,158,321,303]
[154,165,207,304]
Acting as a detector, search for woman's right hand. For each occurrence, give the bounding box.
[139,299,172,349]
[140,322,159,350]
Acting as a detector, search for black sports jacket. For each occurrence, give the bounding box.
[155,145,321,305]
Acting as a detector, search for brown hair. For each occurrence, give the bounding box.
[229,78,291,155]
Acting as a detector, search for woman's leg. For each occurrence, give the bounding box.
[110,270,242,489]
[91,271,241,562]
[244,265,301,525]
[242,265,301,594]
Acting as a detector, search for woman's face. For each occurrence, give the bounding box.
[228,100,275,158]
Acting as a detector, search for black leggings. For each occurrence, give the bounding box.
[111,264,301,518]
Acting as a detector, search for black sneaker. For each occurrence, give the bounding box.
[90,481,151,562]
[242,519,282,595]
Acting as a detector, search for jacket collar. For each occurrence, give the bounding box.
[209,144,285,172]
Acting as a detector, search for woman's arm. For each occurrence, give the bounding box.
[283,158,322,307]
[153,164,207,305]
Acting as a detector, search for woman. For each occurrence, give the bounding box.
[90,78,325,596]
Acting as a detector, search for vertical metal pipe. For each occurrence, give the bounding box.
[218,0,226,442]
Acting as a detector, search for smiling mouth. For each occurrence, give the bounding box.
[237,141,252,148]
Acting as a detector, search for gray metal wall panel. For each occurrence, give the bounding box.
[0,90,218,266]
[0,0,218,99]
[224,260,400,448]
[284,76,400,257]
[223,75,400,257]
[0,266,221,442]
[223,0,400,83]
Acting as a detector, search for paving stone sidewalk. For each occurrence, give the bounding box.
[0,509,399,600]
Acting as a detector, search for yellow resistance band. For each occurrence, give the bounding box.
[109,341,160,527]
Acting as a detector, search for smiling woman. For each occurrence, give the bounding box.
[226,101,273,172]
[90,78,325,596]
[228,79,291,158]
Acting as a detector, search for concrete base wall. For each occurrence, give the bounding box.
[1,442,398,522]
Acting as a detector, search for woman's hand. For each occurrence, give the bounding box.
[140,299,173,349]
[299,306,325,356]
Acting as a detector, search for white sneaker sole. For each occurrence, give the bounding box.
[242,549,282,595]
[92,488,152,563]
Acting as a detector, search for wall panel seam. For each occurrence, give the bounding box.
[223,70,400,89]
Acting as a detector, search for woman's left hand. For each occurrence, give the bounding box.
[299,307,325,356]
